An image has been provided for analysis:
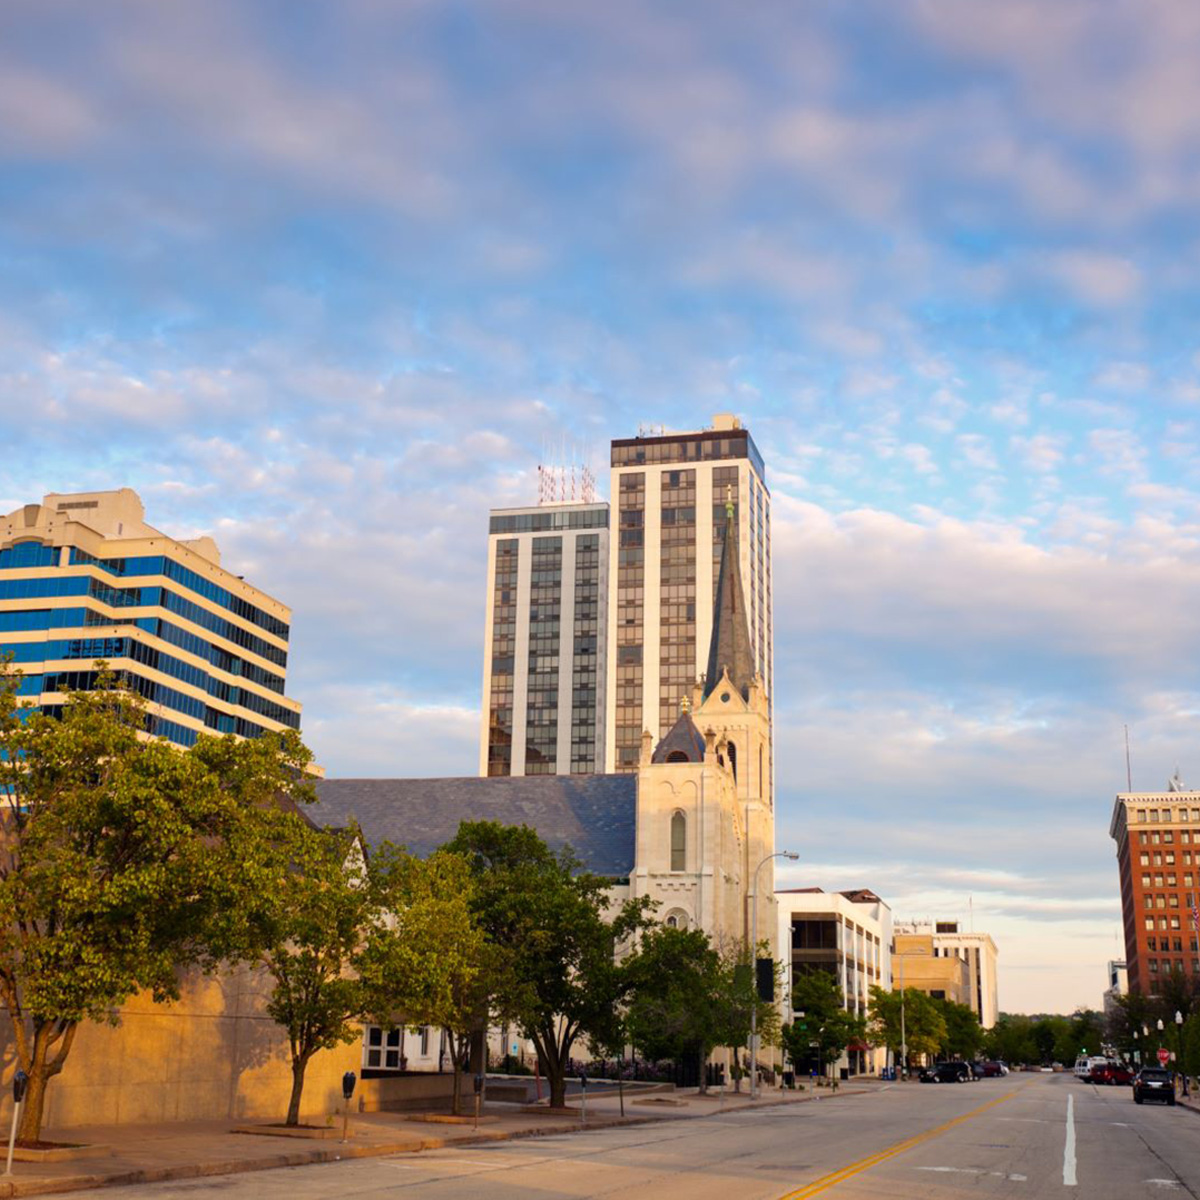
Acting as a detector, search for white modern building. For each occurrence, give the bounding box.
[1103,959,1128,1015]
[776,887,893,1077]
[479,500,609,776]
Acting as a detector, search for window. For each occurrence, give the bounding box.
[671,811,686,871]
[363,1025,403,1071]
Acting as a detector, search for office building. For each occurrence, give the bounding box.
[1104,959,1128,1015]
[776,887,892,1076]
[479,500,609,776]
[606,413,772,774]
[0,489,301,748]
[1110,783,1200,995]
[893,920,999,1027]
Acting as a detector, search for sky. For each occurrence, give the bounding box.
[5,0,1200,1014]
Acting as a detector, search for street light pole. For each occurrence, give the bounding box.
[750,850,799,1100]
[1176,1011,1187,1097]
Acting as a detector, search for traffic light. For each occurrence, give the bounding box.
[756,957,774,1002]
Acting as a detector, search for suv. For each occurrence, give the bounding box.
[1133,1067,1176,1105]
[976,1061,1006,1078]
[920,1061,971,1084]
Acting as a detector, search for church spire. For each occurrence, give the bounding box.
[703,487,756,700]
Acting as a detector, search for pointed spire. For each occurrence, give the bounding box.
[703,492,756,700]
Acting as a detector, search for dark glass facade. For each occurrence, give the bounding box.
[659,469,696,734]
[570,534,601,773]
[615,473,645,770]
[486,539,518,776]
[611,428,766,481]
[524,536,562,774]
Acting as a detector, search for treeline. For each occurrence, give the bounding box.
[0,668,775,1141]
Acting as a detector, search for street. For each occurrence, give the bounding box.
[47,1073,1200,1199]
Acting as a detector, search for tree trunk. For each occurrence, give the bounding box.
[285,1054,310,1126]
[16,1020,76,1144]
[545,1058,567,1109]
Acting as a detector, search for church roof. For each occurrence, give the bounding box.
[651,709,706,763]
[703,502,756,700]
[307,774,637,877]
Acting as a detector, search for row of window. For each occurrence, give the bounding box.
[68,549,289,638]
[1134,807,1200,824]
[488,509,609,534]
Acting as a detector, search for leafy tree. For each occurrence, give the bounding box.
[868,986,946,1073]
[982,1014,1037,1065]
[357,849,485,1116]
[442,821,652,1109]
[713,946,781,1092]
[0,664,313,1141]
[1032,1016,1067,1064]
[936,999,984,1060]
[782,971,866,1079]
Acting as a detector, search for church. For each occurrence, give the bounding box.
[310,497,778,955]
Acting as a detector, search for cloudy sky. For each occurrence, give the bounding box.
[7,0,1200,1014]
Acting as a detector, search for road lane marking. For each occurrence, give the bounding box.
[775,1083,1030,1200]
[1063,1093,1077,1187]
[917,1166,1027,1181]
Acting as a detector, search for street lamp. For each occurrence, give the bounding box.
[750,850,799,1100]
[1176,1011,1187,1097]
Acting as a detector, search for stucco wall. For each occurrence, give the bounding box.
[1,965,453,1130]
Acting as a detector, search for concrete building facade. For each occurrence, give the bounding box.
[479,501,609,776]
[0,489,301,748]
[893,920,999,1027]
[776,887,893,1076]
[605,414,772,777]
[1110,785,1200,996]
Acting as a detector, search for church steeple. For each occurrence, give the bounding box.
[703,489,756,700]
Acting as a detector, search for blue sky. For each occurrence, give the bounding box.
[6,0,1200,1013]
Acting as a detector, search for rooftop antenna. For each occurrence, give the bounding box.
[1124,724,1133,792]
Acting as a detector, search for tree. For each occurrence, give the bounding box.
[982,1014,1037,1066]
[442,821,652,1109]
[713,945,780,1091]
[0,663,313,1141]
[936,999,984,1061]
[783,971,866,1079]
[625,926,725,1092]
[357,849,485,1116]
[868,986,946,1073]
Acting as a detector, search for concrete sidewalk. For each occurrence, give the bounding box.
[0,1079,889,1198]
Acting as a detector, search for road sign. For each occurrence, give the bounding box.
[1158,1048,1171,1065]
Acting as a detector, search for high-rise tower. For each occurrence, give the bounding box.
[479,500,609,776]
[605,414,772,777]
[0,489,301,748]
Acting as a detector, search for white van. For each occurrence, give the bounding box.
[1074,1055,1108,1078]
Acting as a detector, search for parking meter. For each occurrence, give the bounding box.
[473,1073,484,1095]
[11,1072,26,1105]
[6,1070,27,1175]
[579,1070,588,1126]
[341,1071,356,1101]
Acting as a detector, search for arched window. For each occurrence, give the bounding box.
[665,909,689,930]
[666,750,689,763]
[671,810,686,871]
[728,740,737,781]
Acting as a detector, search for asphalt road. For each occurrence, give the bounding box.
[48,1073,1200,1199]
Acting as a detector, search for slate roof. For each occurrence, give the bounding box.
[704,505,757,701]
[651,710,706,763]
[308,774,638,877]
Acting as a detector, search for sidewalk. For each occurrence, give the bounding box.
[0,1079,889,1198]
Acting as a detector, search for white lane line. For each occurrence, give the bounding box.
[1063,1092,1077,1187]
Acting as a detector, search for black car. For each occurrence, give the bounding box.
[920,1061,971,1083]
[1133,1067,1176,1105]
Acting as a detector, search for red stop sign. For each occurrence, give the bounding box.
[1158,1048,1171,1066]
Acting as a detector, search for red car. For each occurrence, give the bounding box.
[1089,1063,1133,1085]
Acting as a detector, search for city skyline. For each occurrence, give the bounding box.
[7,1,1200,1013]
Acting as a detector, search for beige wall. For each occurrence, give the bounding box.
[893,933,971,1006]
[1,966,452,1131]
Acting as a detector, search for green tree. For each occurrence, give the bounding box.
[442,821,652,1109]
[357,849,485,1116]
[868,986,947,1073]
[0,664,313,1141]
[982,1014,1037,1065]
[783,971,866,1080]
[936,999,984,1060]
[714,946,781,1092]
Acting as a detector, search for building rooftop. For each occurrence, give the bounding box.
[308,774,638,877]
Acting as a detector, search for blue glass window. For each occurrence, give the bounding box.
[0,543,58,570]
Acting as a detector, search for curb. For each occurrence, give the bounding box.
[0,1087,880,1197]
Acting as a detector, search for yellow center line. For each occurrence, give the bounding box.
[776,1081,1034,1200]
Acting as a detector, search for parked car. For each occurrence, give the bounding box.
[976,1061,1005,1078]
[1133,1067,1176,1105]
[920,1061,972,1083]
[1089,1063,1133,1086]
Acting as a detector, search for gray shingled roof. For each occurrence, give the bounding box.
[704,507,756,701]
[652,710,706,763]
[308,774,638,877]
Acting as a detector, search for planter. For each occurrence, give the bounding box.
[231,1124,342,1140]
[12,1142,110,1162]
